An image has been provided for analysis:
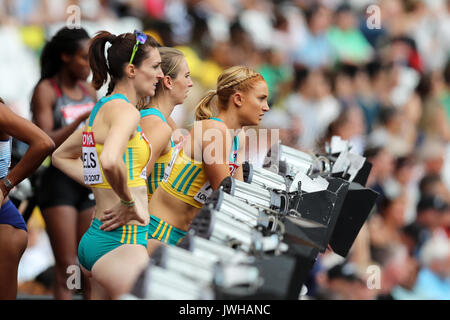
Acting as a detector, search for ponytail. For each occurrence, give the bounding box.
[195,66,264,121]
[39,27,90,81]
[195,90,217,120]
[89,31,117,90]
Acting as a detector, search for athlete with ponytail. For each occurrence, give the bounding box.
[52,30,163,299]
[137,47,193,253]
[100,66,269,254]
[30,27,96,300]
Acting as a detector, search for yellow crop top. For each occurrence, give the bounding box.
[84,94,150,189]
[139,107,175,200]
[160,118,240,208]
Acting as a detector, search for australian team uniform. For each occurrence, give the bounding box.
[78,94,150,271]
[149,117,240,245]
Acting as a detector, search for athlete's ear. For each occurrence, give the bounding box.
[163,75,173,90]
[125,63,136,79]
[232,92,243,108]
[61,53,72,64]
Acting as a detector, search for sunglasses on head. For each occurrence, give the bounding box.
[129,30,148,65]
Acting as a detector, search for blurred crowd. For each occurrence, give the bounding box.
[0,0,449,300]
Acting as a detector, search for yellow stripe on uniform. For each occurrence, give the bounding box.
[158,222,168,241]
[133,225,137,244]
[151,220,163,238]
[127,225,132,244]
[164,225,173,243]
[120,225,126,243]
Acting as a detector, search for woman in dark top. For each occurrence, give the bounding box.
[30,27,97,300]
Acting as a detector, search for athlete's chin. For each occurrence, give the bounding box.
[147,88,155,97]
[78,70,90,81]
[244,120,260,127]
[254,117,263,126]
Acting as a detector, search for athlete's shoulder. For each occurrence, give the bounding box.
[32,78,57,102]
[196,118,228,131]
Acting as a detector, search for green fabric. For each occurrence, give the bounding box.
[327,27,372,63]
[439,90,450,122]
[78,219,148,271]
[258,64,292,101]
[148,215,187,246]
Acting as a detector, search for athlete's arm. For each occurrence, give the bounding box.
[99,101,146,230]
[0,102,55,201]
[167,116,182,144]
[31,80,90,148]
[140,116,172,178]
[100,101,140,203]
[232,129,246,182]
[201,120,233,190]
[51,127,85,185]
[167,116,178,131]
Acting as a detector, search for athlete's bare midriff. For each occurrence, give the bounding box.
[148,186,200,231]
[92,186,149,226]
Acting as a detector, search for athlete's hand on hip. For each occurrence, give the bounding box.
[99,202,146,231]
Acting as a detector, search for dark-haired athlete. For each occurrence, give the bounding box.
[0,98,54,299]
[30,26,97,300]
[53,30,163,299]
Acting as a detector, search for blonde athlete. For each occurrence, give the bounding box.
[138,47,193,253]
[100,66,269,254]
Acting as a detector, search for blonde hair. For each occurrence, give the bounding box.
[154,47,185,96]
[195,66,264,120]
[138,47,186,110]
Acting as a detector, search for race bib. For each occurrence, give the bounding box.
[194,181,213,204]
[139,132,152,179]
[229,162,239,176]
[82,131,103,185]
[194,161,240,204]
[163,140,183,182]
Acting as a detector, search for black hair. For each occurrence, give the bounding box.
[418,173,441,195]
[39,27,90,80]
[395,155,415,171]
[304,3,322,26]
[378,106,398,125]
[443,59,450,86]
[292,66,310,91]
[363,146,383,159]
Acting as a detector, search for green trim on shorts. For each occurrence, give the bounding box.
[148,215,187,246]
[78,218,148,271]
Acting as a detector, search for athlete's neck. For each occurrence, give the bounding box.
[111,82,138,106]
[57,70,79,89]
[216,110,243,132]
[149,94,175,121]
